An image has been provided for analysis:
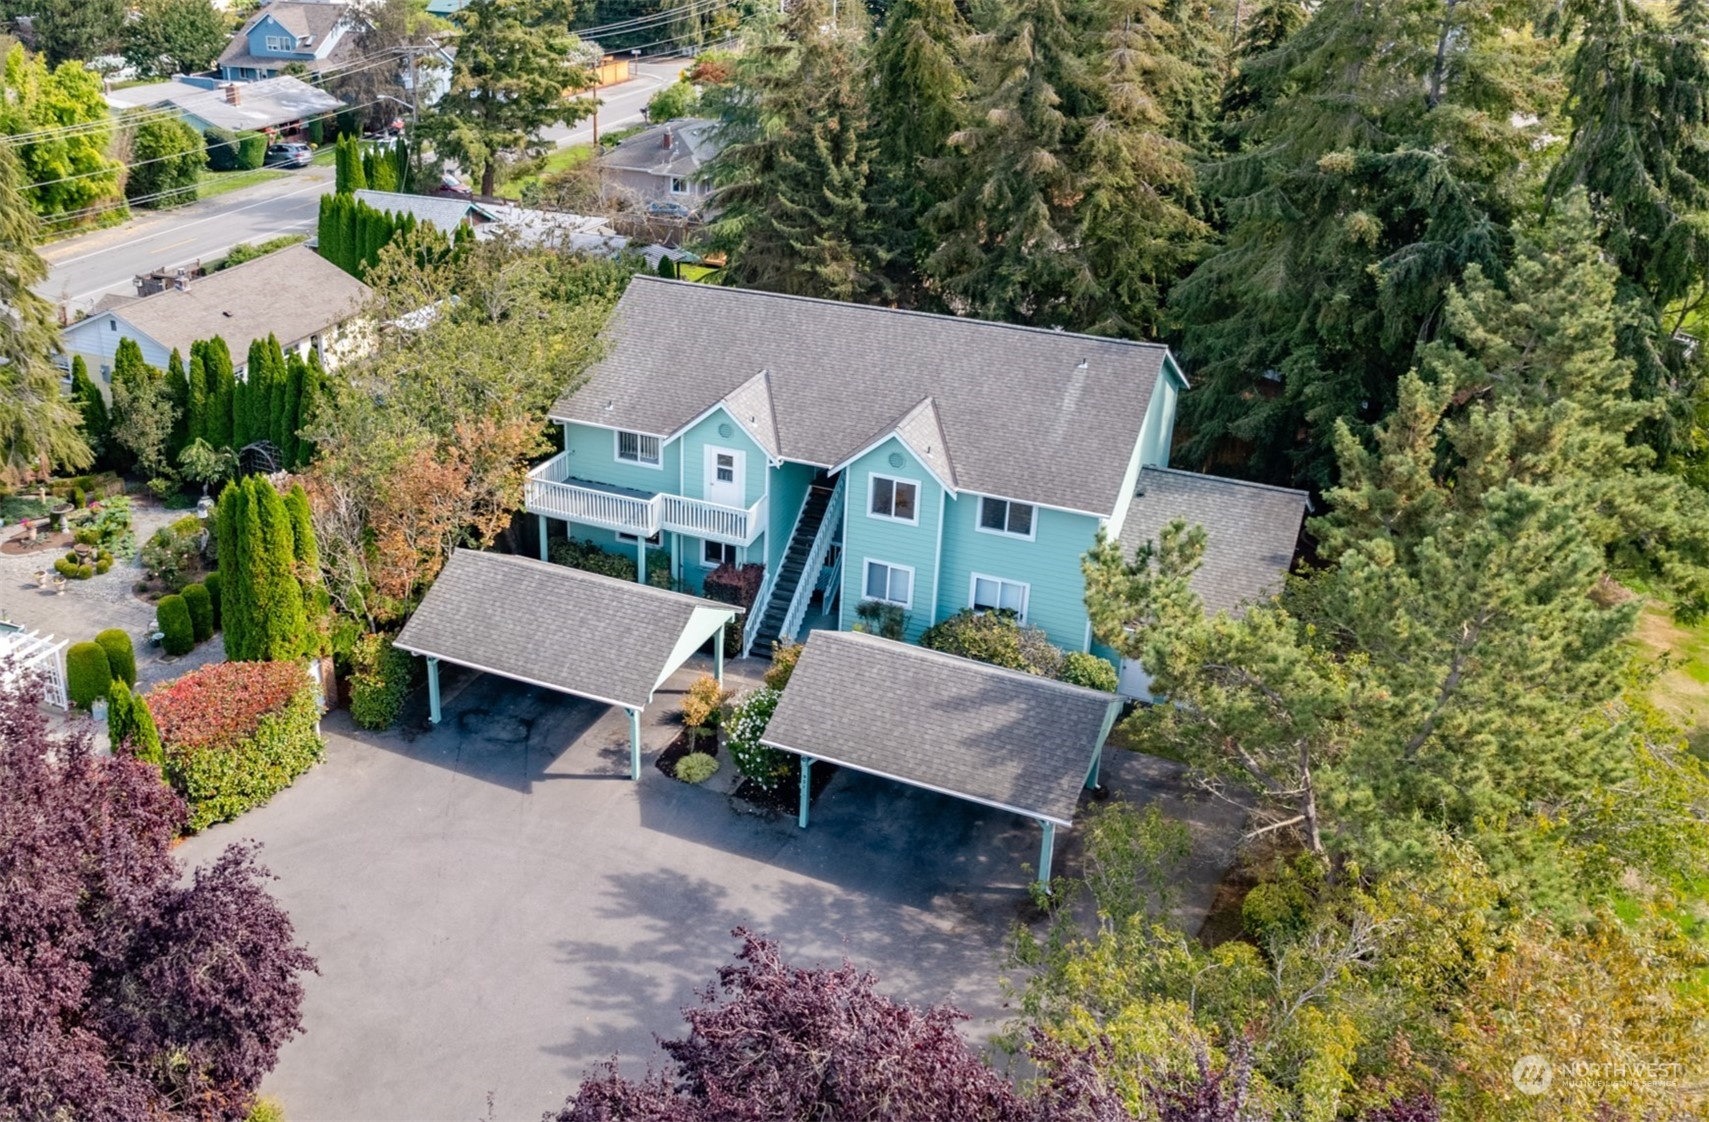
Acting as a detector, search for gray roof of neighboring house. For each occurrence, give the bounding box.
[355,190,500,232]
[63,244,368,366]
[761,630,1119,826]
[551,276,1176,515]
[109,76,343,131]
[598,118,722,179]
[472,205,630,254]
[219,2,355,70]
[394,549,737,711]
[1118,467,1307,617]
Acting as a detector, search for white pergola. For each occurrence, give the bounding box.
[0,626,70,709]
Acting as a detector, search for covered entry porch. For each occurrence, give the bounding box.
[394,548,739,779]
[761,630,1122,888]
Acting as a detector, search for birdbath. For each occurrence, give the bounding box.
[49,503,73,532]
[73,542,93,564]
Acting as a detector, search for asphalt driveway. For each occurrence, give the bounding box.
[175,658,1242,1122]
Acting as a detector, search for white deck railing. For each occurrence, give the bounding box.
[525,452,766,544]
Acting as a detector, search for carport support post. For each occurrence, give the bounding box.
[426,657,441,724]
[713,624,725,684]
[635,537,646,584]
[626,707,642,780]
[798,757,813,828]
[537,514,548,561]
[1036,820,1056,888]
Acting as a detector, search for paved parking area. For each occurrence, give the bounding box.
[176,658,1243,1122]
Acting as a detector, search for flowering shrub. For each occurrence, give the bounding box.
[149,661,324,830]
[725,687,790,790]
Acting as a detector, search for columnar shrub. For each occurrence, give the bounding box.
[157,593,194,656]
[182,582,214,642]
[149,661,325,830]
[349,633,417,730]
[66,641,113,709]
[95,628,137,686]
[203,570,223,629]
[1059,651,1119,692]
[107,680,164,765]
[725,687,790,790]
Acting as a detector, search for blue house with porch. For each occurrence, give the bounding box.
[527,277,1305,690]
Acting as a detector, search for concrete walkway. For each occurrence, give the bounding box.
[174,657,1244,1122]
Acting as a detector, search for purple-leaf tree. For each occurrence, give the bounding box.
[0,664,316,1121]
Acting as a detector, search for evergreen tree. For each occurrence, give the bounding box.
[711,0,887,302]
[164,348,190,459]
[0,138,90,480]
[69,357,109,465]
[249,477,309,659]
[206,336,235,450]
[1547,0,1709,458]
[186,344,208,447]
[284,482,327,631]
[109,339,176,479]
[335,133,366,194]
[867,0,968,300]
[216,478,253,660]
[33,0,125,68]
[265,336,288,455]
[236,340,265,449]
[1216,0,1308,140]
[295,350,324,467]
[1169,0,1550,486]
[280,353,305,468]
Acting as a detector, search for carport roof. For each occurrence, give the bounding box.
[761,631,1121,826]
[394,549,737,711]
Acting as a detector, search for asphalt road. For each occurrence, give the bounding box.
[37,59,686,316]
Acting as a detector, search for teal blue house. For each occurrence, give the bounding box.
[528,277,1305,692]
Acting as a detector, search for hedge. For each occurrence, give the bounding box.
[158,594,194,656]
[349,632,417,730]
[1059,651,1118,692]
[204,126,239,170]
[66,642,112,710]
[150,661,325,831]
[203,570,222,630]
[95,628,136,686]
[548,537,672,588]
[182,582,214,642]
[920,610,1063,677]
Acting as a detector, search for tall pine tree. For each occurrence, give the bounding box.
[186,344,208,447]
[216,476,254,660]
[206,336,235,450]
[69,357,109,466]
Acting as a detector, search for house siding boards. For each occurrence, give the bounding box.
[937,498,1099,652]
[841,437,942,643]
[562,420,682,494]
[766,462,815,573]
[677,407,766,509]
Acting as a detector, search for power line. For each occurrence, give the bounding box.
[574,0,731,39]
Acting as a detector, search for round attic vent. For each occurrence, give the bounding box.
[718,422,733,438]
[887,452,905,469]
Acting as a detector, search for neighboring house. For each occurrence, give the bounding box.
[354,189,501,233]
[58,245,371,390]
[526,277,1308,694]
[597,118,721,211]
[105,76,344,139]
[218,1,358,81]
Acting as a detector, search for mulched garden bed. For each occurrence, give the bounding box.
[733,760,838,813]
[0,529,74,557]
[656,726,719,779]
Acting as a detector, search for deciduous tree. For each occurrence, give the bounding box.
[0,45,125,226]
[121,0,231,78]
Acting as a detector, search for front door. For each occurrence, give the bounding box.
[703,446,744,509]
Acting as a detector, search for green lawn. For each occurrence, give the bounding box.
[1634,600,1709,759]
[197,166,289,200]
[496,144,594,200]
[678,264,720,283]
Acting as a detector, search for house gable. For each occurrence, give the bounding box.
[839,435,945,643]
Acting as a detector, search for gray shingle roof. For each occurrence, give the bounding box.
[75,244,368,366]
[355,190,500,233]
[760,630,1119,826]
[394,549,737,711]
[1118,467,1307,617]
[111,76,344,131]
[598,118,722,178]
[552,277,1174,515]
[219,3,355,70]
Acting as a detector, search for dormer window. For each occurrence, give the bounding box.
[616,429,661,467]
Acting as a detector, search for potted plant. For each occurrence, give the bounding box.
[33,569,47,588]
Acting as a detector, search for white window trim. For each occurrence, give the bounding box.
[613,428,664,470]
[968,572,1030,622]
[863,558,914,609]
[866,473,921,526]
[264,34,289,50]
[974,496,1037,541]
[701,539,738,568]
[616,530,662,545]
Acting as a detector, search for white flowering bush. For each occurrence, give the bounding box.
[725,687,791,789]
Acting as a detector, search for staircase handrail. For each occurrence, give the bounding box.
[773,476,845,655]
[741,486,811,657]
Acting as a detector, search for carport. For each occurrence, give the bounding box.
[761,630,1123,887]
[394,548,739,779]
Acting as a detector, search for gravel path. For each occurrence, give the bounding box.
[2,497,225,729]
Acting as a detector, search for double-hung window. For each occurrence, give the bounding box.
[868,475,918,523]
[970,574,1028,620]
[863,560,913,608]
[978,496,1035,538]
[616,429,661,467]
[264,34,288,50]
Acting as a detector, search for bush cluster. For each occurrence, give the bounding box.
[141,515,207,591]
[149,661,325,830]
[107,680,164,765]
[674,752,720,784]
[920,610,1119,692]
[725,687,790,790]
[95,629,136,687]
[350,633,417,730]
[65,642,113,710]
[549,537,672,587]
[157,594,194,656]
[1059,650,1119,692]
[182,582,215,642]
[854,599,908,640]
[764,642,803,690]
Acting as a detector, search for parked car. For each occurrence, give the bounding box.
[264,143,313,169]
[645,199,692,219]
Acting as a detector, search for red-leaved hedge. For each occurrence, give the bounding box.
[150,661,307,750]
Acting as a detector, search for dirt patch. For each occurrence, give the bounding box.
[1,530,74,557]
[1633,602,1709,758]
[734,760,837,813]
